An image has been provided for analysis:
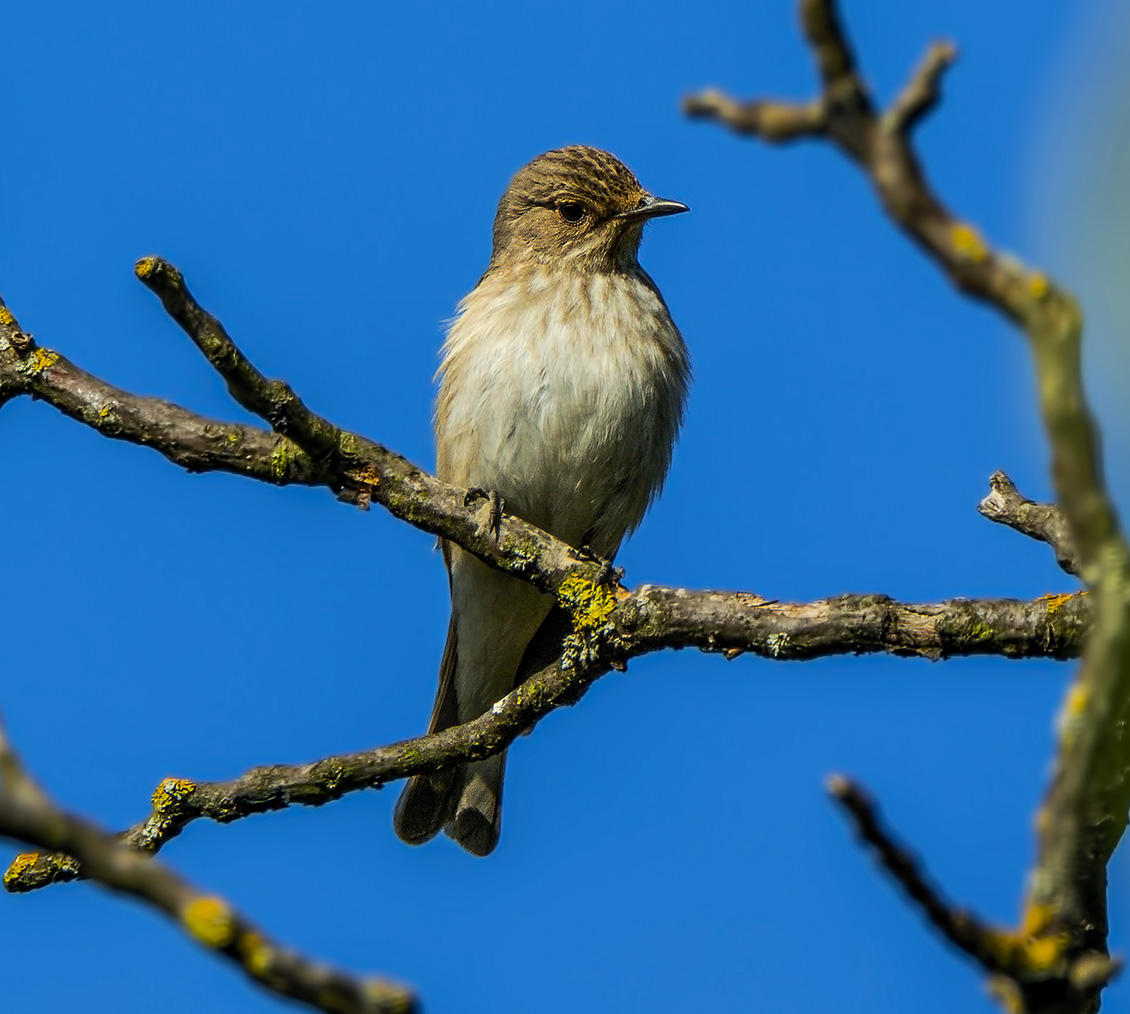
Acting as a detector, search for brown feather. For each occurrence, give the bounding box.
[392,609,461,845]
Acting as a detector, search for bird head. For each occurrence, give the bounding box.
[491,145,687,272]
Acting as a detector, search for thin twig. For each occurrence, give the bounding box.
[827,775,1118,1002]
[683,91,826,141]
[883,41,958,136]
[827,775,1011,973]
[979,471,1080,576]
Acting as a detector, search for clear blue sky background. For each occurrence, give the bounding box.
[2,2,1127,1013]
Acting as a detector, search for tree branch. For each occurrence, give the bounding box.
[0,263,1087,677]
[0,713,415,1014]
[1,247,1089,905]
[0,279,608,601]
[828,776,1119,1011]
[5,588,1088,892]
[686,2,1130,1011]
[979,471,1080,577]
[0,300,327,487]
[1,16,1115,1001]
[626,586,1086,662]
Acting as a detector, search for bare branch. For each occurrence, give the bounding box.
[979,472,1080,576]
[0,3,1116,1011]
[0,297,326,486]
[5,589,1088,892]
[0,272,618,608]
[883,42,958,136]
[134,257,347,467]
[0,713,415,1014]
[683,91,826,142]
[798,0,872,119]
[827,774,1018,975]
[828,776,1119,1009]
[2,251,1089,907]
[687,2,1130,1010]
[628,587,1087,662]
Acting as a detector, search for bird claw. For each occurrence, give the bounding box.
[465,487,504,541]
[596,560,625,587]
[579,545,624,587]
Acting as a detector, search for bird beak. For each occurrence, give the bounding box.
[615,194,690,221]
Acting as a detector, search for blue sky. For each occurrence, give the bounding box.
[2,2,1126,1013]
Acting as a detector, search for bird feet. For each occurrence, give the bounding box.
[579,545,624,588]
[464,487,505,541]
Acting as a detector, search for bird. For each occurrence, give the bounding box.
[393,145,690,856]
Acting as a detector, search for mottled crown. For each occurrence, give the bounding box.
[490,146,654,269]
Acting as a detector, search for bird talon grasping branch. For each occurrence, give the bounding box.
[461,486,506,541]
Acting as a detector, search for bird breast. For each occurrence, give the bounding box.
[436,265,688,557]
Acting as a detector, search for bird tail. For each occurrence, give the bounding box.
[393,755,506,857]
[445,754,505,856]
[392,614,506,856]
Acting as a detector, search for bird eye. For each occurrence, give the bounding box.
[557,201,587,224]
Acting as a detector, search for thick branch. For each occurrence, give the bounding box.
[626,587,1087,662]
[5,589,1088,892]
[0,714,414,1014]
[686,2,1130,1011]
[979,472,1080,576]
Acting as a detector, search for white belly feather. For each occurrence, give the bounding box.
[436,265,688,557]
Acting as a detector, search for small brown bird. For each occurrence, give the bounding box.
[394,146,690,855]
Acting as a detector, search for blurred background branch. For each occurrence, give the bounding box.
[687,1,1130,1011]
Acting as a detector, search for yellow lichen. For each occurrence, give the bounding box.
[1028,271,1049,299]
[270,443,290,480]
[1010,901,1070,974]
[1022,933,1068,973]
[3,852,40,888]
[558,573,617,630]
[951,222,989,263]
[1040,591,1075,613]
[182,896,236,948]
[0,306,15,328]
[151,777,197,814]
[1021,902,1055,938]
[25,348,59,374]
[238,930,275,976]
[1062,681,1088,719]
[343,465,380,488]
[134,257,182,288]
[967,620,995,641]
